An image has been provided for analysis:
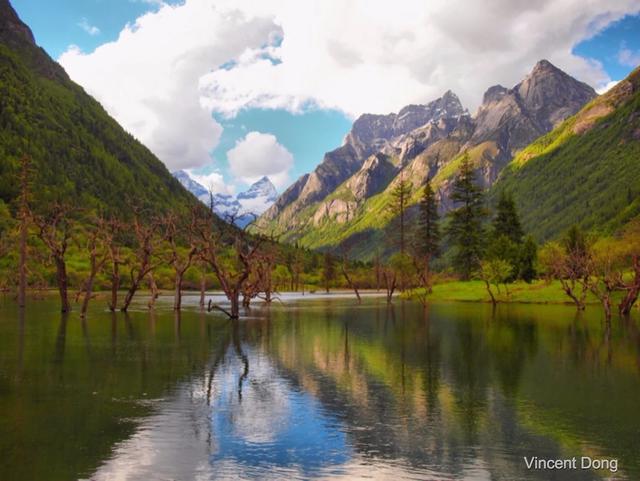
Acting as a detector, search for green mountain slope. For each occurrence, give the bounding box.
[0,0,194,215]
[492,66,640,241]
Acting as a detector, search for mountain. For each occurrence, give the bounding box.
[173,171,277,227]
[257,60,597,258]
[260,90,469,231]
[491,65,640,241]
[0,0,195,217]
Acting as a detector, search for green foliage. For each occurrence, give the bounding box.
[0,44,194,218]
[492,191,523,243]
[414,178,440,259]
[446,153,487,279]
[492,74,640,241]
[518,236,538,283]
[480,258,512,288]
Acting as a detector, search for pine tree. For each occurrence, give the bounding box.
[416,178,440,260]
[518,236,538,283]
[387,173,412,254]
[447,154,487,280]
[492,191,523,243]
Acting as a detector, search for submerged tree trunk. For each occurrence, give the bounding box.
[55,257,70,313]
[619,255,640,315]
[18,214,27,308]
[80,277,95,318]
[109,260,120,312]
[483,279,497,307]
[148,274,159,309]
[560,279,587,311]
[174,273,184,311]
[341,264,361,304]
[199,274,206,309]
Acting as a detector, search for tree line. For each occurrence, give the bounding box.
[385,152,640,317]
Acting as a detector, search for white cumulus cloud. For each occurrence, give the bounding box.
[60,1,280,171]
[227,132,293,188]
[188,170,234,195]
[58,0,640,178]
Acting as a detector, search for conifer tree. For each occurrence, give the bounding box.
[387,173,412,254]
[416,178,440,260]
[492,191,523,242]
[447,154,487,280]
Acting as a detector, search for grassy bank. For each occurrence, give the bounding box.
[404,280,606,304]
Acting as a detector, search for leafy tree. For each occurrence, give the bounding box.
[387,173,412,254]
[492,191,523,243]
[479,258,512,306]
[447,154,487,280]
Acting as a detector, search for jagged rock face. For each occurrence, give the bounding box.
[313,199,358,226]
[0,0,68,81]
[471,59,596,154]
[259,60,598,256]
[261,91,468,226]
[260,173,309,221]
[347,153,400,201]
[517,60,596,130]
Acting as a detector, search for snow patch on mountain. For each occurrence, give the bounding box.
[173,171,278,226]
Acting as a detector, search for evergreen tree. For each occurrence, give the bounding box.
[387,173,412,254]
[447,154,487,280]
[518,235,538,283]
[492,191,523,242]
[486,191,525,281]
[415,178,440,260]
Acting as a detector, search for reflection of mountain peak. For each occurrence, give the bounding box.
[172,171,277,227]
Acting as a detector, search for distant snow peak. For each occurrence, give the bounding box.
[172,171,278,227]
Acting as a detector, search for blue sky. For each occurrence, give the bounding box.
[10,1,640,194]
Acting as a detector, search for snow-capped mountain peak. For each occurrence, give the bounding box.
[237,176,278,202]
[172,171,278,227]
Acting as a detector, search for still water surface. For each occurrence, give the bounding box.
[0,294,639,480]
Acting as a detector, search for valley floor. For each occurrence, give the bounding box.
[407,280,606,304]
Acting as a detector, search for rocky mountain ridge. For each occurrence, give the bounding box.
[257,60,598,257]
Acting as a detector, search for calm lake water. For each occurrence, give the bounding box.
[0,294,639,480]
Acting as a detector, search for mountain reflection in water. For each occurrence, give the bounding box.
[0,296,638,480]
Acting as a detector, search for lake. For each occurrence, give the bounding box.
[0,294,638,480]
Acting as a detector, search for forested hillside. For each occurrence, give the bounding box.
[492,66,640,240]
[0,0,195,218]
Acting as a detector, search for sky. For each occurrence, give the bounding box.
[11,0,640,195]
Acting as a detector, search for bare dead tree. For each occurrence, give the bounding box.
[121,210,160,312]
[102,218,124,312]
[196,209,264,320]
[382,267,397,304]
[77,216,110,318]
[163,210,199,311]
[618,221,640,315]
[340,251,361,304]
[32,203,75,313]
[541,238,590,311]
[198,265,207,309]
[619,254,640,315]
[147,273,159,309]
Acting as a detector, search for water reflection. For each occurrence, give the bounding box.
[0,297,639,480]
